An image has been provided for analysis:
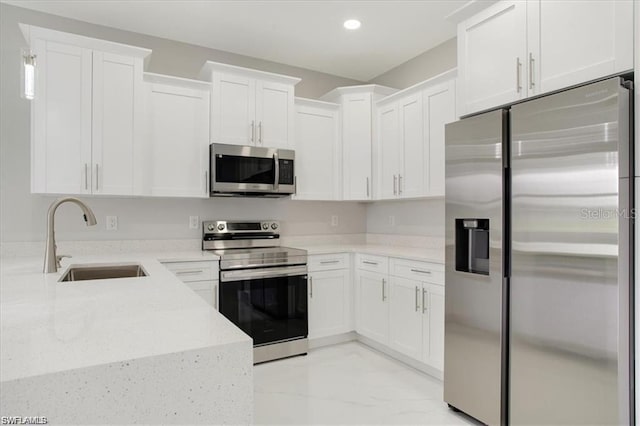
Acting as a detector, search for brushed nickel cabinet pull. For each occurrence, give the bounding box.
[382,278,386,301]
[411,269,432,275]
[415,286,420,312]
[422,288,428,314]
[529,52,535,89]
[84,164,88,190]
[250,120,255,143]
[393,175,397,195]
[516,57,522,93]
[95,164,99,191]
[309,276,313,298]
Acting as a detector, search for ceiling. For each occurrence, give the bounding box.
[3,0,466,81]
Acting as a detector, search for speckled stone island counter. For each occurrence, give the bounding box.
[0,252,253,425]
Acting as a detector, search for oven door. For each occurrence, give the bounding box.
[218,265,308,346]
[210,143,295,195]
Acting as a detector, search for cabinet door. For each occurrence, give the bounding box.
[256,81,294,149]
[342,93,372,200]
[389,276,423,360]
[357,270,389,344]
[143,82,210,197]
[32,39,92,194]
[376,102,399,200]
[293,103,340,200]
[422,283,445,370]
[92,52,142,195]
[308,270,350,339]
[458,0,527,115]
[187,280,215,307]
[398,93,425,198]
[529,0,633,95]
[424,80,456,197]
[211,72,256,146]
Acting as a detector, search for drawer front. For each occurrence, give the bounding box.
[356,253,389,274]
[163,260,217,283]
[308,253,350,272]
[389,258,444,285]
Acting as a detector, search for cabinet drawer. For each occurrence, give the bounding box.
[356,254,389,274]
[308,253,350,272]
[163,260,216,283]
[389,258,443,285]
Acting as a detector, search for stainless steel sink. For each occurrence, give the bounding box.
[59,263,148,282]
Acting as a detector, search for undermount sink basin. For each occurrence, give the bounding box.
[59,263,148,282]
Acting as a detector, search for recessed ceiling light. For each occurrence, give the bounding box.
[343,19,361,30]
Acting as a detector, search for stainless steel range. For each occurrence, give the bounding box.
[203,220,308,364]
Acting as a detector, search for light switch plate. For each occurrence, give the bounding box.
[331,215,339,227]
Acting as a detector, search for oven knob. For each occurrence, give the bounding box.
[217,223,225,231]
[262,223,269,230]
[207,224,215,231]
[271,223,278,230]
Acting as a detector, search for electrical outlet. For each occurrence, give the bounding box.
[389,215,396,226]
[331,215,339,227]
[106,216,118,231]
[189,216,199,230]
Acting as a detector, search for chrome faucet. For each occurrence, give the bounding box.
[44,197,97,273]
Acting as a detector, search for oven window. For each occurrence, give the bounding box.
[219,275,308,345]
[216,155,275,184]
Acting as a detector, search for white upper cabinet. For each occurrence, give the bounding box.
[25,25,150,195]
[211,73,255,146]
[377,102,400,200]
[140,74,210,198]
[92,52,143,195]
[458,0,528,116]
[458,0,633,116]
[321,85,397,201]
[423,79,456,197]
[374,71,456,200]
[293,98,341,200]
[528,0,633,95]
[203,61,300,149]
[398,92,425,198]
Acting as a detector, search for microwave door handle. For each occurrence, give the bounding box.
[273,152,280,190]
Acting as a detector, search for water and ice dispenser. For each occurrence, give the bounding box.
[455,219,490,275]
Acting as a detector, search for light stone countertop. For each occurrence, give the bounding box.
[0,250,252,383]
[295,244,445,264]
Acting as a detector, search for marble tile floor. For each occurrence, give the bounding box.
[254,341,479,425]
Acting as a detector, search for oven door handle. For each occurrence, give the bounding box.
[273,152,280,191]
[220,265,307,282]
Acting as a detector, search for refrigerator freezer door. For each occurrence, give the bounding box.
[510,77,631,424]
[444,109,505,425]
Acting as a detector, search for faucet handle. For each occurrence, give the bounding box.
[56,254,72,268]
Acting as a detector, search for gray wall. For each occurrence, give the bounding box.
[368,38,456,90]
[365,38,455,236]
[0,3,366,243]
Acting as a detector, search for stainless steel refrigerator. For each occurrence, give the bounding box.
[444,77,633,425]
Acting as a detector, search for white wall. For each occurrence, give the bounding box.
[0,3,366,243]
[366,199,444,237]
[368,38,456,90]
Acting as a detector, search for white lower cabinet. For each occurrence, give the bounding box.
[389,276,423,360]
[162,260,218,309]
[422,283,445,370]
[308,254,351,339]
[356,269,389,344]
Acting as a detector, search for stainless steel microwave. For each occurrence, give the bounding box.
[209,143,295,197]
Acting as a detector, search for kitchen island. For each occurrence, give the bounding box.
[0,252,253,425]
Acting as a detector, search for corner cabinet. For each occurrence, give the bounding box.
[25,25,151,195]
[375,71,456,200]
[139,74,210,198]
[293,98,341,200]
[321,85,397,201]
[308,253,352,339]
[201,61,300,149]
[457,0,633,116]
